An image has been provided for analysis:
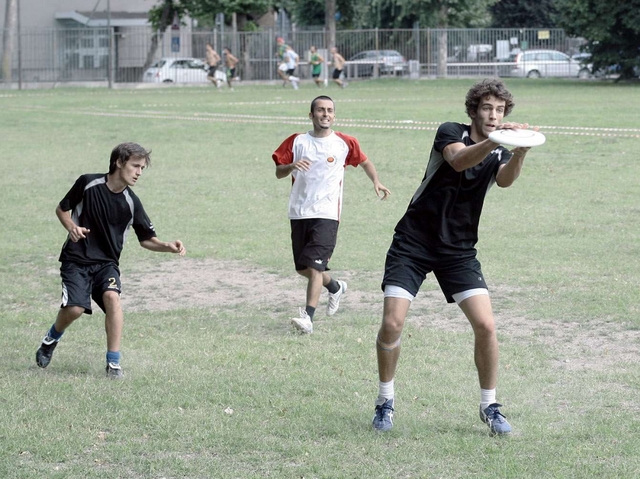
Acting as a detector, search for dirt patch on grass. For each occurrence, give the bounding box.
[120,258,640,372]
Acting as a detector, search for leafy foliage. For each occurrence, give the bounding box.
[555,0,640,79]
[149,0,272,30]
[489,0,559,28]
[181,0,272,21]
[351,0,496,29]
[280,0,355,28]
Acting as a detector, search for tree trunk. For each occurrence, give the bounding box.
[1,0,18,81]
[436,3,448,79]
[437,30,447,78]
[325,0,336,50]
[140,3,173,81]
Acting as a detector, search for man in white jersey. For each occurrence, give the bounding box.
[272,96,390,334]
[372,79,536,434]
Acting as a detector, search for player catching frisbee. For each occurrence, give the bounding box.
[35,142,186,378]
[372,78,536,435]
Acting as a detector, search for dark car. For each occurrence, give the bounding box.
[347,50,408,77]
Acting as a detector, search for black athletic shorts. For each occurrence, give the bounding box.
[291,218,339,271]
[332,69,343,80]
[60,261,122,314]
[286,68,295,76]
[208,65,217,76]
[382,233,487,303]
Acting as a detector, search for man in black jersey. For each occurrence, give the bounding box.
[35,142,186,378]
[372,79,536,434]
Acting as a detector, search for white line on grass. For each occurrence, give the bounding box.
[9,105,640,137]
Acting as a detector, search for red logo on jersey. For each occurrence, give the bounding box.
[327,157,335,164]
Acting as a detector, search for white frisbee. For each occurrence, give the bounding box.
[488,129,546,148]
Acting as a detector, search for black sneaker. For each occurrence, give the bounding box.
[372,398,394,432]
[36,336,58,368]
[480,403,512,435]
[106,362,124,379]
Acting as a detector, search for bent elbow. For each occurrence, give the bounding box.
[450,161,466,173]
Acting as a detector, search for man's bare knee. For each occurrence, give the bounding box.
[102,291,121,308]
[59,305,84,320]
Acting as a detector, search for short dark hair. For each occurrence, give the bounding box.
[465,79,515,118]
[109,142,151,174]
[310,95,334,113]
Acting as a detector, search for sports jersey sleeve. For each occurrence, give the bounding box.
[58,175,88,212]
[335,132,368,167]
[433,122,466,153]
[272,134,300,165]
[131,195,157,242]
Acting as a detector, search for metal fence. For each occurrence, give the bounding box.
[0,26,585,86]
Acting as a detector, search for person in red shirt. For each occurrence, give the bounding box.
[272,96,390,334]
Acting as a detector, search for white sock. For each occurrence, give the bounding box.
[376,379,394,405]
[480,388,497,410]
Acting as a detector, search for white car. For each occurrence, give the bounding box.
[143,57,209,83]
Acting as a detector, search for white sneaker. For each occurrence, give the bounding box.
[291,307,313,334]
[327,280,347,316]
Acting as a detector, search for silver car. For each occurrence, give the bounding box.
[503,49,591,79]
[347,50,408,77]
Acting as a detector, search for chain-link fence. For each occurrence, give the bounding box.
[0,26,586,86]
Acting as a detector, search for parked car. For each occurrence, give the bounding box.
[572,52,640,79]
[501,49,591,79]
[347,50,408,77]
[143,57,209,83]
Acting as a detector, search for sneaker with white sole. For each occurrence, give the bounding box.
[106,362,124,379]
[327,280,347,316]
[291,308,313,334]
[372,398,394,431]
[479,403,511,435]
[36,336,58,368]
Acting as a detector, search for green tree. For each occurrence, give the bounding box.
[182,0,272,28]
[556,0,640,79]
[354,0,495,29]
[281,0,355,28]
[489,0,559,28]
[141,1,187,80]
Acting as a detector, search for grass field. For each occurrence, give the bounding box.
[1,78,640,478]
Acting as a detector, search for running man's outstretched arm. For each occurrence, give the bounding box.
[360,159,391,200]
[140,237,186,256]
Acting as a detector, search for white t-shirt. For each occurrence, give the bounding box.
[286,50,299,70]
[272,131,368,221]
